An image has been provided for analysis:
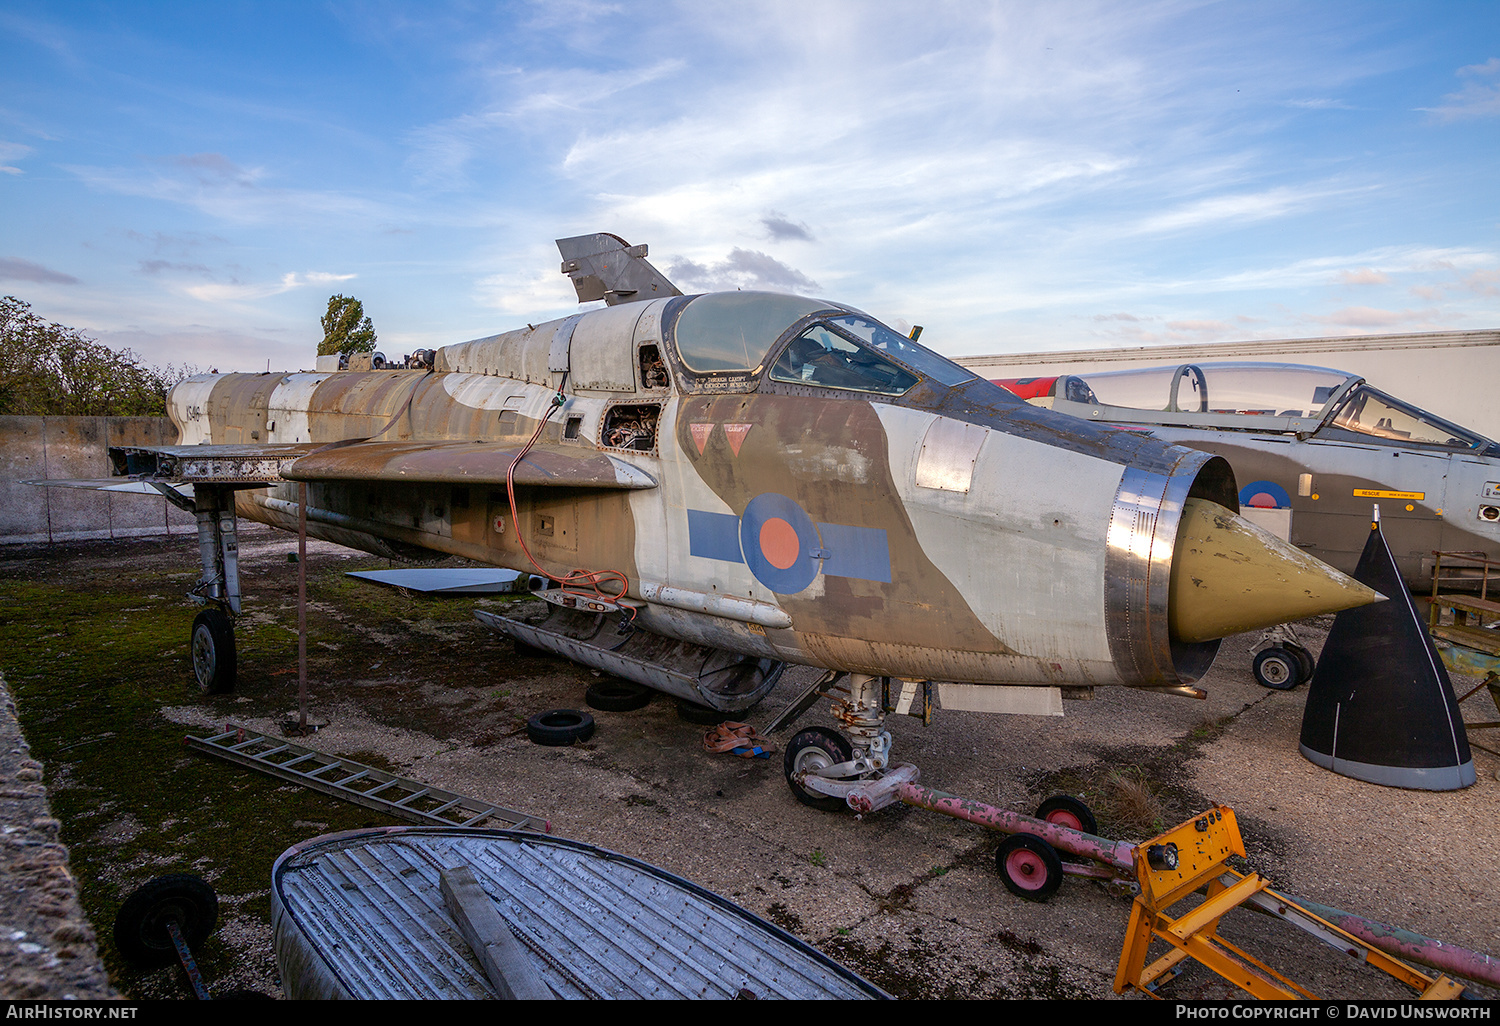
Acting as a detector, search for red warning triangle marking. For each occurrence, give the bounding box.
[724,423,752,457]
[689,422,714,455]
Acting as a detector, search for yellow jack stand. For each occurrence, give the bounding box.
[1114,805,1465,1000]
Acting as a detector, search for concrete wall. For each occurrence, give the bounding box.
[0,416,195,544]
[960,328,1500,441]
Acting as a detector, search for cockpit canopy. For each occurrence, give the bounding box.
[669,291,975,396]
[996,361,1498,455]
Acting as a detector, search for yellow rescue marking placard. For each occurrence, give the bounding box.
[1354,488,1425,501]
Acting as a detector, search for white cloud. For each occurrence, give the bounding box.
[0,140,32,174]
[64,153,395,226]
[1421,57,1500,120]
[181,271,356,304]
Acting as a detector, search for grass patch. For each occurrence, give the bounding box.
[0,574,411,997]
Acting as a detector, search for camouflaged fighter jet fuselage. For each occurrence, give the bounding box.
[154,291,1377,706]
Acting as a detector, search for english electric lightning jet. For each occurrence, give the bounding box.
[92,235,1380,812]
[992,362,1500,591]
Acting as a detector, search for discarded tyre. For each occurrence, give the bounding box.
[113,873,219,967]
[526,709,596,746]
[585,680,653,712]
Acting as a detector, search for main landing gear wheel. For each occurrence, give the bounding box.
[585,680,653,712]
[996,834,1064,902]
[191,609,236,695]
[783,726,854,812]
[525,709,596,746]
[1284,642,1316,685]
[1253,647,1300,690]
[1035,794,1098,836]
[113,873,219,967]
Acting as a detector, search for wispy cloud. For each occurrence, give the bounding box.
[1421,57,1500,120]
[1129,185,1345,237]
[0,257,78,284]
[182,271,355,304]
[65,153,393,225]
[1336,268,1390,286]
[0,141,32,174]
[1309,305,1443,330]
[1285,98,1354,110]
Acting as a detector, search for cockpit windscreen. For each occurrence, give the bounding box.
[1330,386,1488,451]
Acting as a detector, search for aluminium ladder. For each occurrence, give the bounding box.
[185,725,549,832]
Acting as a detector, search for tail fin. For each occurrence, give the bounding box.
[556,233,684,306]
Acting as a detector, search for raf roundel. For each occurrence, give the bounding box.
[1239,479,1291,510]
[739,493,823,594]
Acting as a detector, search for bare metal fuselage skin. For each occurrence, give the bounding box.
[168,295,1252,691]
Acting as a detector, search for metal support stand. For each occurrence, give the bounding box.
[1114,805,1466,1000]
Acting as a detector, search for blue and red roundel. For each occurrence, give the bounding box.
[686,493,892,594]
[739,493,823,594]
[1239,480,1291,510]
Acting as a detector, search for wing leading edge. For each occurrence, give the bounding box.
[108,441,656,490]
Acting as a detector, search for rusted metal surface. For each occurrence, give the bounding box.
[112,443,319,484]
[475,605,785,713]
[281,440,657,489]
[896,783,1137,871]
[1290,897,1500,990]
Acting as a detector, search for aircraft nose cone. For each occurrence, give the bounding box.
[1169,498,1384,644]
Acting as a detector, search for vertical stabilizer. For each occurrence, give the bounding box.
[557,234,683,306]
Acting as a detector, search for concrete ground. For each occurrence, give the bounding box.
[3,527,1498,1000]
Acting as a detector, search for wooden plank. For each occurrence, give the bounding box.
[1433,624,1500,658]
[1433,594,1500,619]
[440,866,554,1001]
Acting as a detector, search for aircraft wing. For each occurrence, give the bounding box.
[103,440,656,490]
[281,440,657,490]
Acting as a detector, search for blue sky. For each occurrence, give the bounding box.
[1,1,1496,372]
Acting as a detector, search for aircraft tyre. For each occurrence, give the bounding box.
[1284,642,1316,685]
[586,680,653,712]
[1253,647,1300,690]
[784,727,854,812]
[674,699,725,725]
[191,609,236,694]
[526,709,596,746]
[996,834,1064,902]
[113,873,219,967]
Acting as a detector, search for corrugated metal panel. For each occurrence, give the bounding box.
[273,828,886,1000]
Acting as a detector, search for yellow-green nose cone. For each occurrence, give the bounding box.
[1170,499,1384,643]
